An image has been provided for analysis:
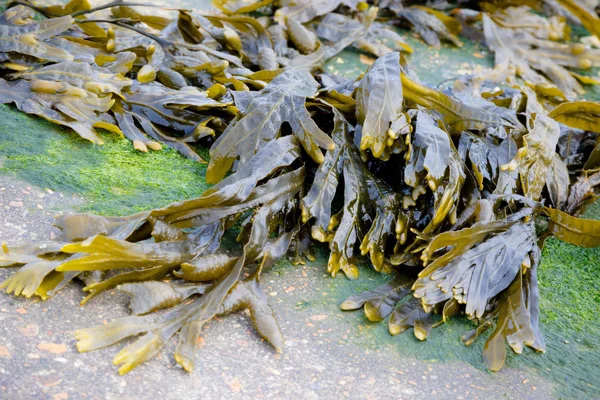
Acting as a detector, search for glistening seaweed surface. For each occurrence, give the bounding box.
[0,48,598,400]
[1,1,600,397]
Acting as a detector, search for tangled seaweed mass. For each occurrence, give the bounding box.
[1,0,600,375]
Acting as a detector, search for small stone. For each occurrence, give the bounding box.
[52,392,68,400]
[37,342,67,354]
[19,324,39,337]
[269,292,277,296]
[15,307,27,315]
[0,346,11,358]
[227,378,242,393]
[360,54,375,65]
[310,314,328,321]
[9,201,23,208]
[26,353,40,359]
[43,379,62,388]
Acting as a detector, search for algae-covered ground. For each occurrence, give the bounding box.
[0,7,599,399]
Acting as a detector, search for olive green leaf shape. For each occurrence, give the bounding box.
[57,235,193,272]
[22,0,106,38]
[301,110,347,240]
[543,207,600,247]
[547,101,600,169]
[174,254,238,282]
[340,275,414,322]
[481,12,593,99]
[207,68,334,183]
[404,110,465,229]
[483,271,543,372]
[118,281,209,315]
[417,218,517,279]
[81,264,172,305]
[0,7,73,62]
[75,253,245,375]
[0,241,66,267]
[274,0,360,24]
[555,0,600,39]
[54,211,150,242]
[501,91,560,201]
[486,5,568,41]
[315,8,380,60]
[405,110,452,189]
[35,270,79,300]
[546,154,569,210]
[213,0,275,15]
[301,110,370,278]
[458,133,517,190]
[216,276,284,353]
[359,185,400,272]
[111,6,170,31]
[112,104,163,153]
[414,222,539,319]
[303,109,407,274]
[352,20,413,56]
[74,163,303,374]
[205,15,275,70]
[564,169,600,215]
[114,83,228,158]
[0,78,120,144]
[398,6,462,48]
[401,72,517,131]
[171,171,303,372]
[325,137,371,279]
[12,60,132,96]
[388,297,433,341]
[355,52,403,158]
[0,260,62,298]
[547,101,600,132]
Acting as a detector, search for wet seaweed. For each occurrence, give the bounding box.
[1,0,600,375]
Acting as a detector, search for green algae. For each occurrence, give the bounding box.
[0,104,210,216]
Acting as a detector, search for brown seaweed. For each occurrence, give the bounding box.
[0,0,600,376]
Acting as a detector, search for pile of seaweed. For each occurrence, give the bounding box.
[1,0,600,375]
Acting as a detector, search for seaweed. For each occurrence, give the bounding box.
[1,0,600,376]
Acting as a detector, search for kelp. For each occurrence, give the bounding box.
[1,0,600,376]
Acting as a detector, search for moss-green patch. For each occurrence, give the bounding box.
[0,104,210,215]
